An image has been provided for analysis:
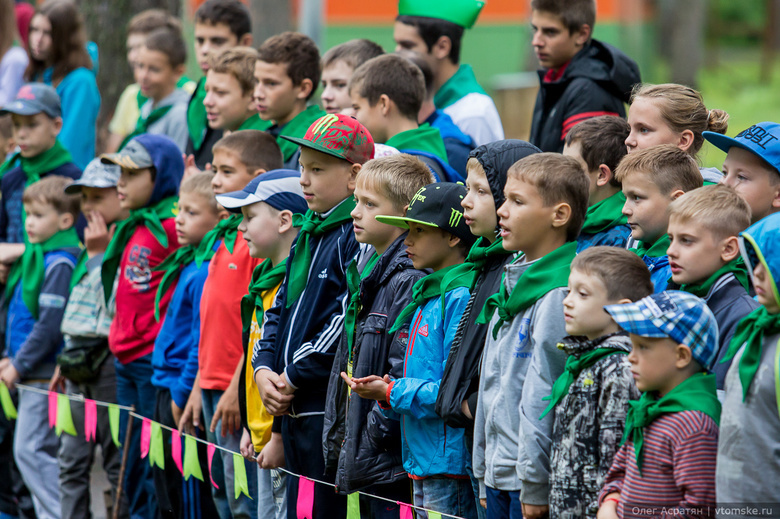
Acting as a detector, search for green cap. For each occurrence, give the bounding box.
[397,0,486,28]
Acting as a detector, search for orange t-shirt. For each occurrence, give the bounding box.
[198,234,262,390]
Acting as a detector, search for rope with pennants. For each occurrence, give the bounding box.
[1,383,465,519]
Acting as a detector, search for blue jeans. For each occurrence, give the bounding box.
[115,355,158,519]
[485,487,522,519]
[412,478,478,519]
[202,388,258,519]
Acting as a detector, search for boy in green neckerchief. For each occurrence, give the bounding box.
[667,184,758,393]
[599,291,720,519]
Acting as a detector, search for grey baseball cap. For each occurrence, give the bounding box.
[100,139,154,170]
[0,83,62,119]
[64,158,122,194]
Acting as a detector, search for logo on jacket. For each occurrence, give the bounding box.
[514,317,532,358]
[418,324,429,337]
[318,268,328,279]
[125,245,152,292]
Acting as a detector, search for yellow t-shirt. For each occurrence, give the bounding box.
[245,284,279,452]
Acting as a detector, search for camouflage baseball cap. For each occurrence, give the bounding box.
[282,114,375,165]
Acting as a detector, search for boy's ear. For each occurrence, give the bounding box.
[52,116,63,135]
[348,163,361,191]
[217,208,230,221]
[550,202,572,230]
[431,35,452,61]
[616,298,633,305]
[378,94,392,117]
[675,344,694,370]
[771,181,780,210]
[447,232,461,249]
[278,209,294,233]
[58,212,74,231]
[720,235,740,263]
[173,63,186,79]
[252,168,267,178]
[573,23,591,48]
[295,78,314,101]
[669,189,685,201]
[596,164,613,187]
[402,203,409,216]
[238,33,253,46]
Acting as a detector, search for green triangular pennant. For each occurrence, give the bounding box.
[183,435,204,482]
[0,384,16,420]
[108,404,121,447]
[55,393,77,436]
[347,492,360,519]
[232,453,251,500]
[149,422,165,469]
[428,512,442,519]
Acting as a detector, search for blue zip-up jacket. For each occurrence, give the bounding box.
[643,254,672,293]
[0,162,81,244]
[425,110,475,178]
[253,198,362,416]
[151,259,209,409]
[576,223,632,253]
[385,286,471,478]
[6,248,78,380]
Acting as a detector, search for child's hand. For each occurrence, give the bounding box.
[0,363,20,388]
[0,243,24,264]
[256,432,285,469]
[179,384,203,435]
[240,428,255,460]
[480,498,487,509]
[84,211,113,257]
[255,370,293,416]
[210,383,241,437]
[342,373,391,401]
[182,154,205,181]
[521,502,549,519]
[49,366,66,393]
[597,493,620,519]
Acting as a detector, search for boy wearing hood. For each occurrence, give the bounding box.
[528,0,640,153]
[716,212,780,504]
[100,134,184,519]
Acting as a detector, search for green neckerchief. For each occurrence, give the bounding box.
[136,76,192,110]
[241,258,288,333]
[186,78,208,151]
[286,197,355,306]
[631,234,671,259]
[238,114,273,132]
[622,372,720,474]
[680,257,749,298]
[344,253,381,358]
[153,245,196,321]
[119,103,174,150]
[433,64,487,110]
[0,140,73,183]
[441,237,512,296]
[721,306,780,401]
[385,123,448,163]
[69,250,89,291]
[101,196,178,303]
[478,241,577,339]
[194,214,242,267]
[539,343,626,419]
[580,191,627,235]
[390,262,473,334]
[5,228,80,319]
[276,105,326,161]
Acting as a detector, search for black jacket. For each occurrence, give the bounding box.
[530,39,640,152]
[322,234,427,493]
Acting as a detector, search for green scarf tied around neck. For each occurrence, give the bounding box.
[721,306,780,401]
[241,259,288,333]
[478,241,577,339]
[622,372,720,474]
[631,234,671,259]
[194,214,242,268]
[276,105,326,161]
[389,263,474,334]
[539,344,627,419]
[0,140,73,183]
[186,79,209,151]
[101,196,178,303]
[440,237,512,295]
[286,198,355,307]
[344,253,380,358]
[679,257,750,298]
[120,104,174,150]
[152,245,196,322]
[580,192,627,235]
[5,228,80,319]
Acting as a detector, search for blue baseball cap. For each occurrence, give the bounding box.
[604,291,719,371]
[0,83,62,119]
[703,122,780,177]
[215,169,308,215]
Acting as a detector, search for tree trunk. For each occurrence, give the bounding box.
[249,0,292,48]
[668,0,706,87]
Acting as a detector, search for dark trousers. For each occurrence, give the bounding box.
[359,480,412,519]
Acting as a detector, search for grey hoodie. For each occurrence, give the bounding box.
[140,88,190,152]
[472,255,568,505]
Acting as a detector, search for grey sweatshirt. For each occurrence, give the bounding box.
[472,256,568,505]
[140,88,190,152]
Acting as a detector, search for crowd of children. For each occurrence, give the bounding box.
[1,0,779,519]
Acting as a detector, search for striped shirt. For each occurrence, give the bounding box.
[599,410,718,518]
[61,253,114,339]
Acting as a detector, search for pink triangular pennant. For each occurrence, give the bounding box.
[171,429,183,474]
[207,443,219,489]
[399,503,413,519]
[48,391,57,428]
[140,418,151,459]
[297,476,315,519]
[84,399,97,442]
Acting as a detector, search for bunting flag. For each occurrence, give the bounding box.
[140,418,151,459]
[149,421,165,469]
[183,434,204,482]
[429,512,442,519]
[84,399,97,442]
[108,404,121,447]
[55,393,77,436]
[347,493,360,519]
[399,503,414,519]
[207,443,219,489]
[0,384,16,420]
[48,390,57,428]
[171,429,183,474]
[297,476,315,519]
[233,453,251,500]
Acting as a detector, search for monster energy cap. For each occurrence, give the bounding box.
[281,113,375,165]
[376,182,476,245]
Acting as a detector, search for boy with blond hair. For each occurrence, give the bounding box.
[473,153,589,519]
[320,39,384,116]
[323,155,432,517]
[615,144,703,292]
[204,47,268,134]
[667,184,758,393]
